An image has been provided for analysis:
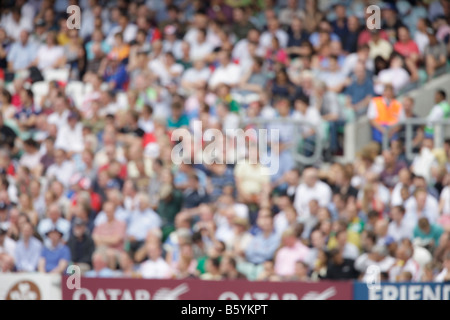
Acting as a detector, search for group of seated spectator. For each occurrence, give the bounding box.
[0,0,449,283]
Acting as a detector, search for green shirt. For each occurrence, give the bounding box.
[167,115,190,129]
[413,223,444,246]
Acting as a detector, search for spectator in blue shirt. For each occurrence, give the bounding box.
[14,221,43,272]
[245,208,281,266]
[345,61,375,117]
[6,30,37,72]
[206,162,236,202]
[38,227,71,274]
[102,54,129,92]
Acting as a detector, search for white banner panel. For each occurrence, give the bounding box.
[0,273,61,300]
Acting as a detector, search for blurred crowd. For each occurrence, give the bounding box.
[0,0,450,283]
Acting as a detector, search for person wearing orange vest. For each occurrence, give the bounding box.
[367,84,405,144]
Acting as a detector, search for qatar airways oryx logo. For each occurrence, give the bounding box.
[71,283,190,300]
[171,120,280,175]
[218,287,337,300]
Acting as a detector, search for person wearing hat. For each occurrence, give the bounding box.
[37,226,71,274]
[66,217,95,274]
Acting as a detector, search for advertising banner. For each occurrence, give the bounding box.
[354,282,450,300]
[62,277,353,300]
[0,273,61,300]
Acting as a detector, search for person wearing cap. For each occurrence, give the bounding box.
[14,221,43,272]
[38,226,71,274]
[66,217,95,274]
[424,26,447,79]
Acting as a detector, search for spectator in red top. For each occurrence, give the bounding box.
[394,25,420,82]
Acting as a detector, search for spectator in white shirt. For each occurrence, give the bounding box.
[189,28,214,62]
[387,205,413,242]
[410,138,439,185]
[294,167,332,219]
[232,28,263,66]
[105,11,138,46]
[55,112,84,154]
[0,7,32,41]
[139,242,173,279]
[391,168,414,207]
[404,188,440,229]
[355,244,396,283]
[162,25,183,60]
[389,242,421,282]
[149,52,184,86]
[32,31,65,71]
[208,50,242,90]
[414,18,430,56]
[260,17,288,51]
[374,54,411,96]
[181,59,211,93]
[46,149,76,188]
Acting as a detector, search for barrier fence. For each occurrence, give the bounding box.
[1,273,449,300]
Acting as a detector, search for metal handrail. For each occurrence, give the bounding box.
[381,118,450,162]
[241,117,324,166]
